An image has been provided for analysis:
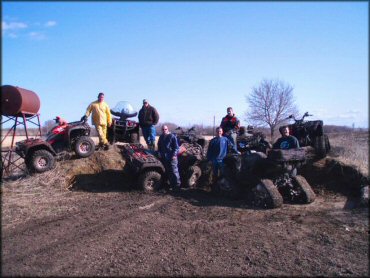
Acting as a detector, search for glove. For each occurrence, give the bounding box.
[81,115,87,122]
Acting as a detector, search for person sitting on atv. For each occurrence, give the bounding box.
[54,116,68,126]
[220,107,240,152]
[273,126,300,150]
[207,127,236,183]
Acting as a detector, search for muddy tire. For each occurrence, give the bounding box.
[74,136,95,158]
[130,132,140,143]
[27,149,56,173]
[251,179,283,209]
[184,165,201,189]
[314,135,326,158]
[291,175,316,204]
[137,170,162,192]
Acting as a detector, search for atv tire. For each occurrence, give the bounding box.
[251,179,283,209]
[291,175,316,204]
[314,135,326,158]
[184,165,201,189]
[137,170,162,192]
[130,132,140,144]
[74,136,95,158]
[27,149,56,173]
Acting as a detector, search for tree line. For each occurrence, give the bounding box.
[2,79,365,141]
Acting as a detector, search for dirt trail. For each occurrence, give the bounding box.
[1,146,369,276]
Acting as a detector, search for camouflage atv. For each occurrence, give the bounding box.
[177,142,210,189]
[213,147,315,209]
[174,127,209,188]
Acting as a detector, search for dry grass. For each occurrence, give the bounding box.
[327,131,368,177]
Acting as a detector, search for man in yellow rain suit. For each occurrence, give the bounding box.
[81,92,112,150]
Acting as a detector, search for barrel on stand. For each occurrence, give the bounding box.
[1,85,41,117]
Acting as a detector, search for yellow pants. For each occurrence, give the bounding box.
[95,125,108,145]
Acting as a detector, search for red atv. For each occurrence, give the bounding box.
[16,120,95,173]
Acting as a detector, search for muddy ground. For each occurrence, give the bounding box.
[1,146,369,277]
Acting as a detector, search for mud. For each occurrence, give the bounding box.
[1,146,369,276]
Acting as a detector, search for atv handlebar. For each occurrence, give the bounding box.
[287,112,313,124]
[175,126,196,134]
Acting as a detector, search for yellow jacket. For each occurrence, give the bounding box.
[85,100,112,126]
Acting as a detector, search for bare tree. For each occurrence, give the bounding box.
[245,79,298,140]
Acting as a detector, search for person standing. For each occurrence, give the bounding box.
[138,99,159,150]
[273,126,300,149]
[81,92,112,150]
[206,127,234,182]
[220,107,240,153]
[157,125,181,191]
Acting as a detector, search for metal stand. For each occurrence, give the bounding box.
[1,113,42,179]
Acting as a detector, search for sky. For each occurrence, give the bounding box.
[2,1,369,129]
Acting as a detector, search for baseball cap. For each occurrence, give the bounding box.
[143,99,148,103]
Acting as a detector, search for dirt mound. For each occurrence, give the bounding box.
[301,158,369,206]
[61,145,129,191]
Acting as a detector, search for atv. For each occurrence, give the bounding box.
[174,126,209,188]
[253,148,316,208]
[107,101,140,144]
[285,112,330,158]
[16,120,95,173]
[177,142,209,189]
[120,143,165,192]
[174,126,208,152]
[236,125,271,154]
[213,147,315,209]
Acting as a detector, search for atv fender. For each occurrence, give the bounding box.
[17,139,56,158]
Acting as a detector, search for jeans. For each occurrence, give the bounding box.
[227,132,238,152]
[141,126,156,146]
[212,159,225,178]
[163,158,181,187]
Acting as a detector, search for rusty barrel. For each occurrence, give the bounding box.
[1,85,41,117]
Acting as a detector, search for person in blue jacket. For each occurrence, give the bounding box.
[206,126,234,181]
[157,125,181,191]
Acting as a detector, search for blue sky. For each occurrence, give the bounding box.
[2,1,368,128]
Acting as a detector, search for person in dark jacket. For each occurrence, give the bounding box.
[206,127,234,181]
[157,125,181,191]
[220,107,240,152]
[138,99,159,150]
[273,126,299,149]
